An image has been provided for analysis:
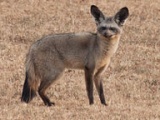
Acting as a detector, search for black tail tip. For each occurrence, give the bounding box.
[21,72,36,103]
[21,89,36,103]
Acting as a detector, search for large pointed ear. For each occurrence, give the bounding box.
[114,7,129,26]
[91,5,105,24]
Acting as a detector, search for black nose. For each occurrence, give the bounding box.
[104,32,112,38]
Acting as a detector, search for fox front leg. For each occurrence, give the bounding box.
[94,65,109,106]
[84,64,95,105]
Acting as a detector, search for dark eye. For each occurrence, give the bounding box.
[101,26,107,30]
[109,27,117,32]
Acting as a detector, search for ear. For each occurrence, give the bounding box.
[91,5,105,24]
[114,7,129,26]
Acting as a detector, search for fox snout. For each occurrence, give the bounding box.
[99,26,120,38]
[103,29,115,38]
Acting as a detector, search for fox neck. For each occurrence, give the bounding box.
[98,34,120,59]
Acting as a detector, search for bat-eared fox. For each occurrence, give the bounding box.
[21,5,129,106]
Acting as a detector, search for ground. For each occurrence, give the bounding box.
[0,0,160,119]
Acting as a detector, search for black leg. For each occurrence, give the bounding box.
[99,81,107,105]
[38,81,55,106]
[84,67,94,105]
[38,68,63,106]
[94,66,107,106]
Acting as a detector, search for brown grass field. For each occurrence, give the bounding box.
[0,0,160,119]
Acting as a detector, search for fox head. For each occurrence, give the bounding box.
[91,5,129,39]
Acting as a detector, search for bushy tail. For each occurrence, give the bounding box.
[21,72,36,103]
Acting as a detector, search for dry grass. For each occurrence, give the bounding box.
[0,0,160,119]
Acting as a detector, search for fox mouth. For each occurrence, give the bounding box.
[103,33,113,38]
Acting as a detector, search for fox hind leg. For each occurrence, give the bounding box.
[38,80,55,106]
[38,68,63,106]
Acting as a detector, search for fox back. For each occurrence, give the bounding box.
[21,5,129,106]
